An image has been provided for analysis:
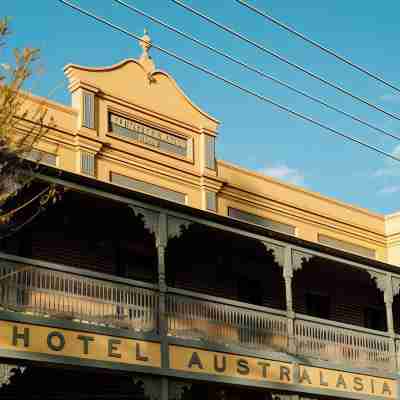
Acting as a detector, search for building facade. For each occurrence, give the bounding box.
[1,34,400,399]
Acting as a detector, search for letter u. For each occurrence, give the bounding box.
[214,355,226,373]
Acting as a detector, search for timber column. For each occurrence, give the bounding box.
[157,211,169,400]
[283,246,296,355]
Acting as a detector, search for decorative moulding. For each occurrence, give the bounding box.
[167,216,193,240]
[0,364,26,388]
[263,242,285,267]
[368,271,387,293]
[129,205,159,236]
[133,376,161,400]
[291,250,313,271]
[168,380,192,400]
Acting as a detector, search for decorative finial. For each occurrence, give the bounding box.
[139,28,152,59]
[138,28,155,77]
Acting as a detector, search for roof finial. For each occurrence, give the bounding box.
[139,28,152,59]
[138,28,155,75]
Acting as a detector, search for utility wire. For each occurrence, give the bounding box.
[234,0,400,95]
[113,0,400,143]
[170,0,400,123]
[56,0,400,164]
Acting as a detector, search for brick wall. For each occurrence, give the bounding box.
[293,259,386,329]
[0,191,158,283]
[166,227,286,310]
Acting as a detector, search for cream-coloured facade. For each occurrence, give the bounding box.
[4,34,400,400]
[24,35,400,266]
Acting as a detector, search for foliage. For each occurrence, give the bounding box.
[0,17,52,205]
[0,17,59,236]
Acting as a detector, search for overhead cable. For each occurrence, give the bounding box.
[113,0,400,143]
[170,0,400,123]
[234,0,400,95]
[56,0,400,164]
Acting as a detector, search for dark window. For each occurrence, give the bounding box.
[237,276,263,306]
[306,293,331,319]
[364,307,386,331]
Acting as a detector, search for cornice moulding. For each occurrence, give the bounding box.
[220,184,386,239]
[219,190,386,247]
[218,160,384,222]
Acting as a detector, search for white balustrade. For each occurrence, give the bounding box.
[0,261,159,333]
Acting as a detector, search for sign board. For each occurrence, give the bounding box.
[108,113,191,158]
[0,320,396,399]
[169,345,396,399]
[0,320,161,368]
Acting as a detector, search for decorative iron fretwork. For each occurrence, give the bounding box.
[216,388,227,400]
[369,271,394,307]
[167,216,193,240]
[263,241,285,267]
[392,276,400,297]
[0,364,25,388]
[274,392,338,400]
[133,375,161,400]
[291,250,312,271]
[369,271,387,293]
[129,205,158,236]
[168,380,192,400]
[272,394,299,400]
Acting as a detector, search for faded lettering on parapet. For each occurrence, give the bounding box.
[0,320,161,367]
[109,113,188,157]
[169,345,396,399]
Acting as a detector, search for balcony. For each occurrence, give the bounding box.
[166,289,394,373]
[0,254,159,335]
[0,253,396,375]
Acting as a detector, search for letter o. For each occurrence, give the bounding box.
[47,331,65,351]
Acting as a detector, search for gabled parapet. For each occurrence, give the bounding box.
[63,31,220,211]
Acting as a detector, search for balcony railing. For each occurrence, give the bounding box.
[0,254,397,373]
[0,257,159,334]
[295,315,394,372]
[167,290,288,352]
[166,288,396,373]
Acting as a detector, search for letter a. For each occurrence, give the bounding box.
[299,368,312,385]
[188,352,203,370]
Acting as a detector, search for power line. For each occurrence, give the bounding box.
[56,0,400,165]
[113,0,400,143]
[234,0,400,95]
[170,0,400,123]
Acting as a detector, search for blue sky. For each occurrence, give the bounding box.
[3,0,400,214]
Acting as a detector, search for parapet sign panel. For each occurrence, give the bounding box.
[108,113,189,158]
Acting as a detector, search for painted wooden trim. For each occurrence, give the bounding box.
[295,312,391,338]
[0,252,158,290]
[167,287,287,317]
[0,310,160,342]
[0,347,394,400]
[166,337,398,380]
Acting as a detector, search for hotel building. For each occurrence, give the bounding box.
[0,33,400,400]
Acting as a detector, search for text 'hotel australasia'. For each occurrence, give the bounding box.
[3,31,400,400]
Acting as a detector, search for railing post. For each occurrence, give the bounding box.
[283,246,296,355]
[369,271,397,371]
[383,281,397,373]
[157,212,169,370]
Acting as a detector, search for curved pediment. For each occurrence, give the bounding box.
[64,58,219,132]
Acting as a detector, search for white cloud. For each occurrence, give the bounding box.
[380,94,400,103]
[260,163,305,186]
[373,145,400,196]
[378,185,400,195]
[391,144,400,158]
[372,145,400,177]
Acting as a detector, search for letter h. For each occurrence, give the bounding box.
[12,326,29,347]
